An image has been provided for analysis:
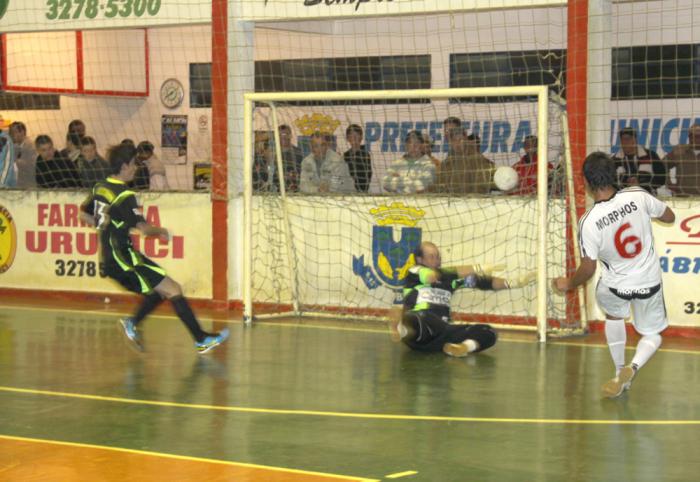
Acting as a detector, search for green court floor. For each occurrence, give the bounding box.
[0,302,698,481]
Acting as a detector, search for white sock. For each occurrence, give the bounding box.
[631,334,662,371]
[604,318,627,375]
[462,339,479,353]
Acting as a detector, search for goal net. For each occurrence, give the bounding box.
[243,86,585,340]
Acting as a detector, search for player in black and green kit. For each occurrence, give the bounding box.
[80,143,229,354]
[394,241,535,357]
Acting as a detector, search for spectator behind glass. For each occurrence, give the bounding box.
[121,139,136,150]
[443,116,462,160]
[663,122,700,196]
[382,130,436,194]
[68,119,86,138]
[9,121,37,188]
[278,124,302,192]
[60,132,82,163]
[78,136,110,188]
[421,133,441,170]
[343,124,372,193]
[435,131,494,195]
[612,127,665,195]
[35,135,80,188]
[137,141,169,191]
[511,135,554,195]
[299,131,356,194]
[0,128,16,187]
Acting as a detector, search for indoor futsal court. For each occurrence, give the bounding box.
[2,0,700,481]
[1,298,698,482]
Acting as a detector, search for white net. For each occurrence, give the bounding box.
[245,89,582,335]
[243,9,584,335]
[1,9,213,191]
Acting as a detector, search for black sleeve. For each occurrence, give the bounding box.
[80,191,95,215]
[113,192,147,229]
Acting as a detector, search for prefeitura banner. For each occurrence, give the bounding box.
[0,191,212,298]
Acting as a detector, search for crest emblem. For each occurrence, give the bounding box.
[353,202,424,301]
[0,205,17,274]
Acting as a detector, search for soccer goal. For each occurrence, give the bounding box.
[243,86,586,341]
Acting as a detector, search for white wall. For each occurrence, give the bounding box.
[3,25,213,190]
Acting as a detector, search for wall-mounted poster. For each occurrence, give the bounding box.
[161,115,187,164]
[193,163,211,191]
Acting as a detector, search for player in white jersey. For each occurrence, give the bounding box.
[554,152,675,398]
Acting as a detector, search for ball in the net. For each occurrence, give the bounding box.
[494,166,519,192]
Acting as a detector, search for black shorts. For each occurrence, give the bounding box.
[103,249,166,295]
[401,310,497,353]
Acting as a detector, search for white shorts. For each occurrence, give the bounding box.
[595,281,669,336]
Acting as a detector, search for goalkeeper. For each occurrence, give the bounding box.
[393,241,535,357]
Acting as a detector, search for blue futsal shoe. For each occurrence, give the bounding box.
[119,317,144,352]
[195,328,230,354]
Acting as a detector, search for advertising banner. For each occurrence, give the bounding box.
[0,0,210,33]
[0,191,212,298]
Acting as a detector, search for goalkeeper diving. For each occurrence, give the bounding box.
[392,241,536,357]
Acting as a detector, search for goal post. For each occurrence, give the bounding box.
[243,86,586,341]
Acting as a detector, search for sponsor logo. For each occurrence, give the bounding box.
[303,0,394,12]
[352,202,423,301]
[0,204,17,273]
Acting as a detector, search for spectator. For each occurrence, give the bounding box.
[300,132,356,194]
[68,119,86,137]
[35,135,80,188]
[435,131,494,194]
[121,139,136,150]
[612,127,665,194]
[443,117,462,160]
[279,124,302,192]
[343,124,372,193]
[252,131,273,192]
[382,130,436,194]
[422,133,441,170]
[77,136,110,188]
[9,121,37,188]
[0,129,16,187]
[512,135,554,195]
[137,141,169,191]
[663,122,700,196]
[60,133,82,163]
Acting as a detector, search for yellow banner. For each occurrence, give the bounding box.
[0,191,212,298]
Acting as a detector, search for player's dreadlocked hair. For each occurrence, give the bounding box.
[583,151,618,191]
[107,143,137,174]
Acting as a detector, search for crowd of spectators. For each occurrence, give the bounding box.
[2,115,699,197]
[0,118,167,191]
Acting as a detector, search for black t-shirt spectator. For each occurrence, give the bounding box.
[131,161,150,190]
[343,146,372,192]
[35,151,80,188]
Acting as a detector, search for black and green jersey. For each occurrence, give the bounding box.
[403,265,469,321]
[81,177,147,267]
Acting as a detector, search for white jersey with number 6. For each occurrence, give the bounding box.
[578,187,668,290]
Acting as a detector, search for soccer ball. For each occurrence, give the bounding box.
[493,166,519,192]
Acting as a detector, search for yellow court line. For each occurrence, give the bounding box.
[385,470,418,479]
[1,385,699,426]
[0,434,379,482]
[2,303,699,356]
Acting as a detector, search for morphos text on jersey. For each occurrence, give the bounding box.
[594,201,638,231]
